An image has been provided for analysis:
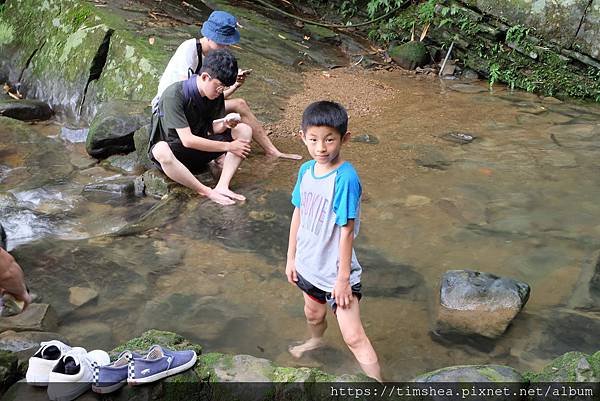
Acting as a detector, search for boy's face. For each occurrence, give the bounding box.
[205,39,228,53]
[301,126,349,167]
[198,72,227,100]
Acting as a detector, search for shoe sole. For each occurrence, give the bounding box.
[92,380,126,394]
[47,382,91,401]
[128,353,197,385]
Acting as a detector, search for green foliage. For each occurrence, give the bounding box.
[366,0,404,18]
[0,20,13,46]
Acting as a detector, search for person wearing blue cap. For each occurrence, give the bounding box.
[153,10,301,161]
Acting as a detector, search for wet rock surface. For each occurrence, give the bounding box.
[414,364,524,382]
[0,304,58,333]
[0,99,53,122]
[436,270,530,338]
[86,101,150,159]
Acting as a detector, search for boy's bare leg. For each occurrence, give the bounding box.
[213,123,252,201]
[225,98,301,160]
[336,297,382,382]
[289,292,327,358]
[151,141,234,205]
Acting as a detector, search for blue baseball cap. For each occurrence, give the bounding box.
[200,11,240,45]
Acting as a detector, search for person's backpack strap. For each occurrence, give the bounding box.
[194,40,203,75]
[187,41,203,79]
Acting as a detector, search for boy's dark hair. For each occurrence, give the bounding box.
[301,101,348,135]
[200,49,238,87]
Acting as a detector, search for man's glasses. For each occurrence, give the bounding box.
[207,74,229,93]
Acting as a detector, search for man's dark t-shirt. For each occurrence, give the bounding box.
[148,75,231,173]
[151,77,226,147]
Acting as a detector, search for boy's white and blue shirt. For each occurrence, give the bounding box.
[292,160,362,292]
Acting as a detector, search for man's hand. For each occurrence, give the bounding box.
[285,258,298,284]
[332,278,352,309]
[235,69,252,87]
[227,138,251,158]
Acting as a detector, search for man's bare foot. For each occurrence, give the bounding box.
[205,190,235,205]
[266,150,302,160]
[288,338,324,358]
[214,187,246,201]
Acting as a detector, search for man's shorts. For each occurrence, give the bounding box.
[295,272,362,312]
[149,130,233,175]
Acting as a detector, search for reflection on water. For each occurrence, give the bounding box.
[2,75,600,380]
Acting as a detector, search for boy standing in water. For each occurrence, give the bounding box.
[285,101,382,381]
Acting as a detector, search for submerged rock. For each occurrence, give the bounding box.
[0,304,58,333]
[0,99,53,121]
[415,364,524,382]
[435,270,530,338]
[351,133,379,144]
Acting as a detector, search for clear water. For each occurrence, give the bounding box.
[2,75,600,380]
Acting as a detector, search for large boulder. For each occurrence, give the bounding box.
[435,270,530,338]
[0,99,52,122]
[85,101,150,159]
[389,41,429,70]
[0,0,168,122]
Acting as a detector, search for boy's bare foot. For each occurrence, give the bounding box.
[288,338,325,358]
[214,187,246,201]
[205,190,236,205]
[266,150,302,160]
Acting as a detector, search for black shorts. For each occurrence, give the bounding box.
[149,130,233,175]
[295,272,362,312]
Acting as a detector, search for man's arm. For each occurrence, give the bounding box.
[0,249,31,308]
[333,220,355,309]
[285,207,301,284]
[176,127,250,158]
[223,69,250,99]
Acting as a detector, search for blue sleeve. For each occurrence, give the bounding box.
[333,164,362,226]
[291,161,314,208]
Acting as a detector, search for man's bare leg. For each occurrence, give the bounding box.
[151,141,234,205]
[336,297,382,382]
[225,98,302,160]
[289,292,327,358]
[213,123,252,201]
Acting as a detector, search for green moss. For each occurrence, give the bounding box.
[530,351,588,382]
[112,330,202,356]
[195,352,227,381]
[0,20,14,45]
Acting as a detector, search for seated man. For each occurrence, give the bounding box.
[152,10,301,160]
[149,49,251,206]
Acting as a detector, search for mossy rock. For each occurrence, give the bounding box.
[86,100,150,159]
[414,364,525,382]
[526,351,600,382]
[111,330,202,359]
[0,350,19,396]
[389,41,429,70]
